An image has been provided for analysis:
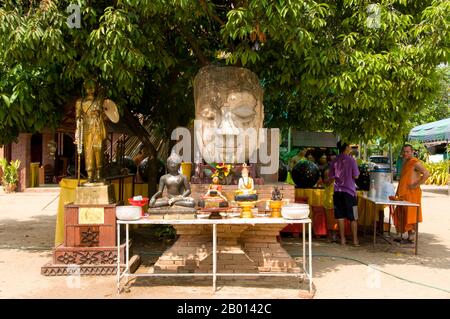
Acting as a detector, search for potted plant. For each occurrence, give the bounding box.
[0,159,21,193]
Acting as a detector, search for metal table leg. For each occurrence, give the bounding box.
[362,200,367,239]
[373,204,377,246]
[415,206,419,255]
[308,222,312,293]
[398,206,405,248]
[126,224,129,284]
[117,223,120,294]
[213,224,217,293]
[302,223,305,271]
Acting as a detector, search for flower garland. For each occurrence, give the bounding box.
[211,162,233,183]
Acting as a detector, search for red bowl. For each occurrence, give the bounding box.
[128,197,149,206]
[128,197,149,216]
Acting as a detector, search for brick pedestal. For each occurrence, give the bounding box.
[42,203,140,276]
[240,225,300,272]
[153,183,298,276]
[153,223,300,277]
[154,225,212,273]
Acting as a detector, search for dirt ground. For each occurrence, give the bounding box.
[0,185,449,299]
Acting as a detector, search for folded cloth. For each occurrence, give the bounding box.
[235,194,258,201]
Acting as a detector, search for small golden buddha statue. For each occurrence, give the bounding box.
[235,163,258,201]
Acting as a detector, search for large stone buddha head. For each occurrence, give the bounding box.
[193,66,264,163]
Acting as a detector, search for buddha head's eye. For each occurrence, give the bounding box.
[232,105,256,119]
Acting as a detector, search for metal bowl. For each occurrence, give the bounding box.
[116,206,142,221]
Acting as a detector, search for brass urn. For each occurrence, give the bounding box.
[237,201,256,218]
[269,200,283,218]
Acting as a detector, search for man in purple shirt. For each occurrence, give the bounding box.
[329,141,360,246]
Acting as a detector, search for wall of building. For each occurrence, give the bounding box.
[11,133,32,191]
[0,146,4,180]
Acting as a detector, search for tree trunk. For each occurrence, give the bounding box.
[145,147,158,198]
[121,107,158,197]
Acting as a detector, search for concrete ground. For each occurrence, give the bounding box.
[0,185,449,299]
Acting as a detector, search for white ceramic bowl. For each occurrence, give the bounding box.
[116,206,142,221]
[282,204,310,210]
[196,213,211,219]
[281,204,310,219]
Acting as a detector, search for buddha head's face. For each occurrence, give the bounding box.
[212,176,219,184]
[167,151,182,174]
[194,66,264,163]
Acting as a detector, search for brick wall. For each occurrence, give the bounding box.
[11,133,32,191]
[190,183,295,203]
[154,224,300,276]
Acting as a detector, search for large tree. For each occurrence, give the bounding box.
[0,0,449,189]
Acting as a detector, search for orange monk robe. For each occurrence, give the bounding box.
[202,183,223,199]
[210,184,222,192]
[394,157,422,233]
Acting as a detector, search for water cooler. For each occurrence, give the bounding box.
[368,168,394,199]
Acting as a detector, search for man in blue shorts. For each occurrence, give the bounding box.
[329,141,360,246]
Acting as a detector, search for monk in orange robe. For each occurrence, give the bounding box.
[393,144,429,242]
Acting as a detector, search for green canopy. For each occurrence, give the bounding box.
[408,118,450,143]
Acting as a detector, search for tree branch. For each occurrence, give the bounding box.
[180,28,210,66]
[121,106,159,196]
[200,0,225,26]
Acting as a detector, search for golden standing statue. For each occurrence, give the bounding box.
[75,80,119,185]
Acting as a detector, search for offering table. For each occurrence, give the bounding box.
[361,195,420,255]
[116,217,312,294]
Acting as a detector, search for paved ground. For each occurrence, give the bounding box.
[0,185,449,299]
